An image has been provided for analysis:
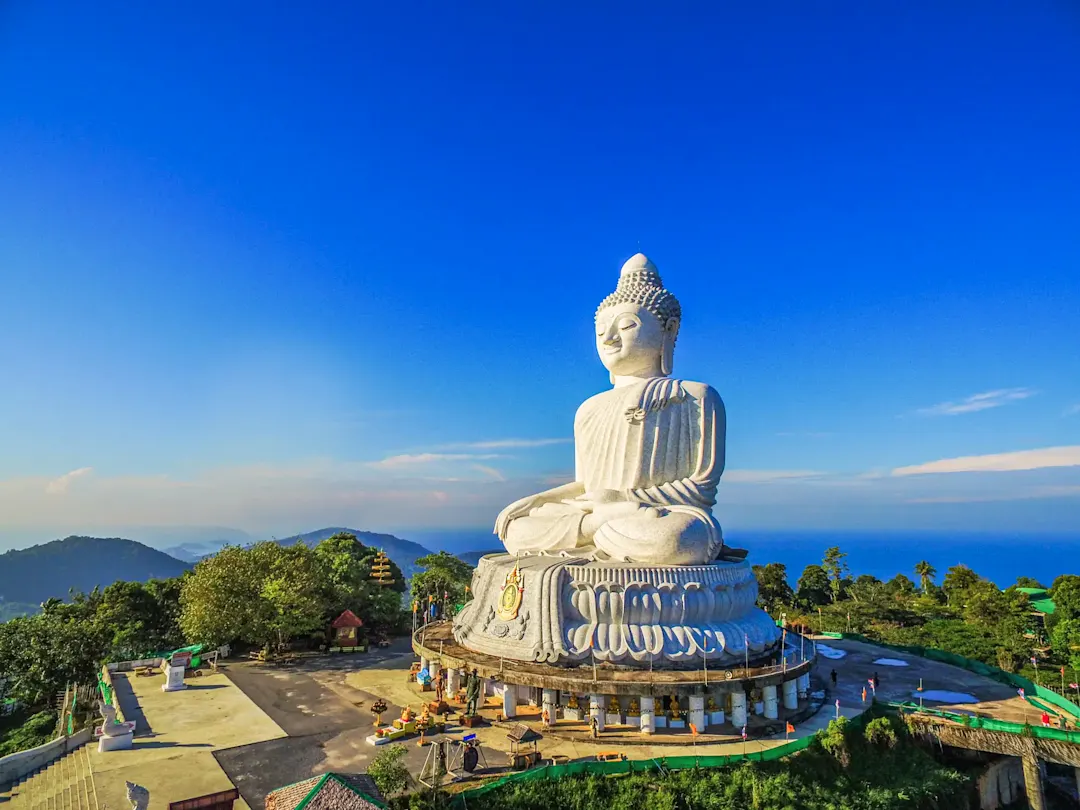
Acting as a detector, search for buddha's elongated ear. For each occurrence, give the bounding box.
[661,317,679,375]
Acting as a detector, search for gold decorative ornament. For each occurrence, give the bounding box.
[496,563,525,621]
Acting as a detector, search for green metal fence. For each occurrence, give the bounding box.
[450,713,866,806]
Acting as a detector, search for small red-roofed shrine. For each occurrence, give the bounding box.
[331,609,364,647]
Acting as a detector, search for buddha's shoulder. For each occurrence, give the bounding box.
[676,379,722,403]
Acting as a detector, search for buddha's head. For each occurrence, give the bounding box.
[595,254,681,382]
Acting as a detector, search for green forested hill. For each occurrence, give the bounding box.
[0,536,191,605]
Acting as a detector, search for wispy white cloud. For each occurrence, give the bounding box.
[1064,403,1080,417]
[915,387,1037,417]
[892,446,1080,477]
[369,453,504,469]
[471,464,506,482]
[439,438,572,450]
[723,469,826,484]
[907,485,1080,504]
[45,467,94,494]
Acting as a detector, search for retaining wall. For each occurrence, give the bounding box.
[0,727,92,786]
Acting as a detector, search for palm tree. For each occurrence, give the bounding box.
[914,561,937,593]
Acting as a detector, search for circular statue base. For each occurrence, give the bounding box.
[415,621,812,697]
[452,552,781,667]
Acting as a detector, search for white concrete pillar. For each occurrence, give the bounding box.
[639,696,656,734]
[446,667,460,696]
[589,694,606,732]
[763,685,779,719]
[688,695,706,731]
[731,691,748,729]
[484,678,496,696]
[428,660,441,682]
[419,656,429,673]
[542,688,557,726]
[797,673,810,698]
[782,679,799,711]
[502,684,517,718]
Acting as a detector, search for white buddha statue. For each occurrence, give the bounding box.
[494,254,729,566]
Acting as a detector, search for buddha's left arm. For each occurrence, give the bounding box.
[625,385,726,508]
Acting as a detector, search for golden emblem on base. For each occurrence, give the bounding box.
[496,563,525,621]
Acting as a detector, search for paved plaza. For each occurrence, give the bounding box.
[81,634,1041,810]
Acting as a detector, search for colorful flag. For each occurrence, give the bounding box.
[741,724,747,740]
[689,723,699,736]
[1030,656,1037,665]
[1017,688,1026,699]
[1070,682,1079,690]
[785,722,795,734]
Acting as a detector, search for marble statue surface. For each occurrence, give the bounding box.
[495,254,726,566]
[453,254,782,666]
[453,552,781,665]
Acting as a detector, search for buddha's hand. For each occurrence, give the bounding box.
[494,493,547,540]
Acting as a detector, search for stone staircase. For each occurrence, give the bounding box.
[0,742,99,810]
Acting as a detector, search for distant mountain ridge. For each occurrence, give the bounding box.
[456,549,502,567]
[0,536,191,606]
[278,527,434,581]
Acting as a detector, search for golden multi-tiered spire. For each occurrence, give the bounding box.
[369,550,394,587]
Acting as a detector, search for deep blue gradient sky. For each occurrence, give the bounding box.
[2,2,1079,548]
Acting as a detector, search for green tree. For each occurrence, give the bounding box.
[752,562,794,614]
[1050,575,1080,625]
[941,564,980,606]
[368,743,412,796]
[884,573,916,599]
[1050,619,1080,671]
[914,561,936,593]
[410,552,474,614]
[313,533,407,636]
[962,580,1010,627]
[180,542,329,651]
[94,578,186,660]
[848,574,882,604]
[821,547,849,603]
[795,565,831,609]
[1014,576,1045,589]
[260,543,326,650]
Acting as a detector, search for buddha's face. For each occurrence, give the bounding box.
[595,302,666,377]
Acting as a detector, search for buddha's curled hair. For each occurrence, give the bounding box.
[596,260,682,344]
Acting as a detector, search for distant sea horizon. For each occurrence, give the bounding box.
[400,529,1079,590]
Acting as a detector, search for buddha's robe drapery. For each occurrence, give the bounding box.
[503,377,726,565]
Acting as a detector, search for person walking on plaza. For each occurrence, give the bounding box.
[831,669,838,688]
[861,686,867,703]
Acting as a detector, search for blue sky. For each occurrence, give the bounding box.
[1,2,1079,549]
